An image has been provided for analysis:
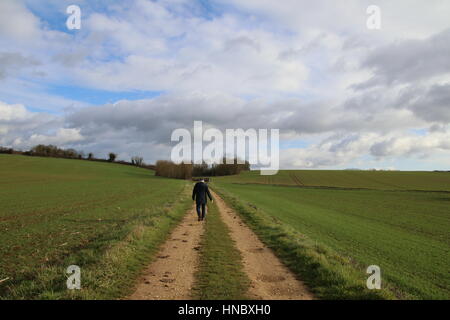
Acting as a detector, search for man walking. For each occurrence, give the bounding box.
[192,179,213,221]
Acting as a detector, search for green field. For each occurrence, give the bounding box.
[213,170,450,299]
[1,155,448,300]
[216,169,450,191]
[0,154,190,299]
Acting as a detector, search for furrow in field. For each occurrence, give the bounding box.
[128,205,204,300]
[289,172,305,186]
[211,191,314,300]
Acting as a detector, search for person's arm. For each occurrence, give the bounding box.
[192,183,198,201]
[206,185,213,201]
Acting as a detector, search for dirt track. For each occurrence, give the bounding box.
[129,192,313,300]
[212,191,313,300]
[128,205,203,300]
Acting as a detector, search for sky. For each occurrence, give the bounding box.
[0,0,449,170]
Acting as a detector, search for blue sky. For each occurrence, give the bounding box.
[47,85,162,105]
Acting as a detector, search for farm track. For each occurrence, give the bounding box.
[129,191,314,300]
[128,204,204,300]
[211,191,314,300]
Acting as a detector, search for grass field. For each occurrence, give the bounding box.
[213,170,450,299]
[1,155,448,300]
[0,154,190,299]
[216,170,450,191]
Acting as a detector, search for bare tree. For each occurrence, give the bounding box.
[131,156,144,166]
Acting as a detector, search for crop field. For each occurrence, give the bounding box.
[216,170,450,191]
[0,154,190,299]
[213,170,450,299]
[1,155,448,300]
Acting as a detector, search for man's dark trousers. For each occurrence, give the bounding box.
[196,202,207,220]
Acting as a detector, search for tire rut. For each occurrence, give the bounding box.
[128,205,204,300]
[212,191,314,300]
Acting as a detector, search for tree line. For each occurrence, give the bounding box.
[0,145,155,170]
[155,158,250,179]
[1,145,250,178]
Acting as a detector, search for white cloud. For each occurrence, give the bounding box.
[0,101,61,149]
[220,0,450,39]
[27,128,84,146]
[370,130,450,158]
[0,101,31,122]
[0,0,41,42]
[281,128,450,169]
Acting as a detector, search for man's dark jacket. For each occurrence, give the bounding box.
[192,182,213,204]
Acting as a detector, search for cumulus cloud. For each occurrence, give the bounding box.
[27,128,84,146]
[281,128,450,168]
[0,101,61,149]
[0,101,32,122]
[0,0,41,42]
[399,84,450,123]
[58,90,447,167]
[354,28,450,89]
[281,133,379,168]
[0,52,40,80]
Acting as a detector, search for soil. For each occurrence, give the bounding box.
[128,205,204,300]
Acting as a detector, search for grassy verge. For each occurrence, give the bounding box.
[72,183,193,300]
[212,185,396,300]
[193,201,250,300]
